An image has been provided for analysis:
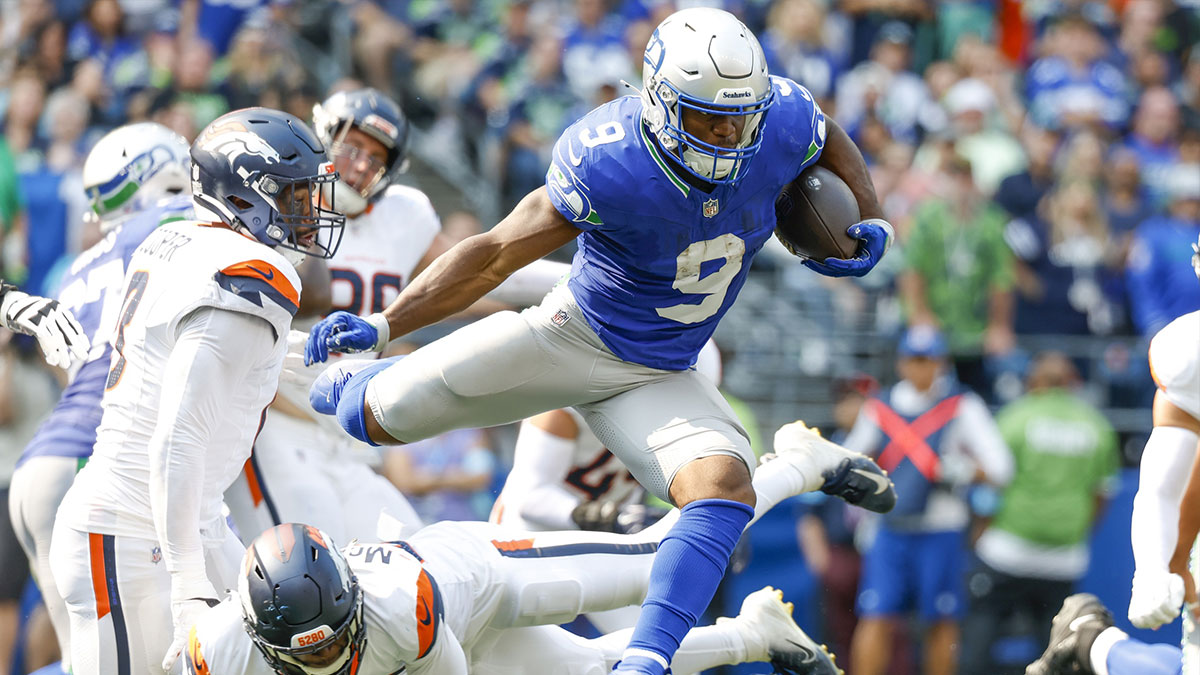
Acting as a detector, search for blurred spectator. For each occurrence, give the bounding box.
[840,0,934,68]
[0,136,25,285]
[836,20,944,145]
[760,0,841,107]
[499,35,581,210]
[349,1,414,98]
[1101,146,1158,240]
[4,70,48,161]
[148,37,228,132]
[846,326,1013,675]
[899,153,1016,397]
[944,77,1023,197]
[994,122,1060,221]
[960,353,1118,675]
[1024,13,1129,132]
[383,427,497,523]
[1053,127,1105,186]
[224,20,307,110]
[561,0,632,103]
[1125,166,1200,336]
[21,19,70,91]
[1119,86,1182,206]
[1006,180,1120,336]
[1177,45,1200,133]
[410,0,497,113]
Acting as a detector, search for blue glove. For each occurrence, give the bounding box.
[802,218,894,278]
[309,357,400,415]
[305,311,386,365]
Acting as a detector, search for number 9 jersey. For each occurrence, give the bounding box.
[546,76,825,370]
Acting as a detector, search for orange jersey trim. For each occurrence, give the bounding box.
[415,569,438,658]
[219,259,299,307]
[88,533,110,620]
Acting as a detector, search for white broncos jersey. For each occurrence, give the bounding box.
[491,408,643,531]
[60,221,299,540]
[187,541,459,675]
[1149,310,1200,420]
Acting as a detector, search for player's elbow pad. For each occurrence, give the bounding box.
[335,369,383,447]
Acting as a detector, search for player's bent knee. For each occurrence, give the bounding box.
[669,455,756,508]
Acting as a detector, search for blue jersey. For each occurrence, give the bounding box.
[546,76,825,370]
[18,196,193,466]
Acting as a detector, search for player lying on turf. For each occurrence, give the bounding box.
[186,421,883,675]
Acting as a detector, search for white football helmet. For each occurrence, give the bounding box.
[641,7,774,184]
[82,122,190,232]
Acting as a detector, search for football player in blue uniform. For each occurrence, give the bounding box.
[305,8,896,674]
[7,122,192,674]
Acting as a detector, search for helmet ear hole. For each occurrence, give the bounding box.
[229,196,254,211]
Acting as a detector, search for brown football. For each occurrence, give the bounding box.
[774,165,860,260]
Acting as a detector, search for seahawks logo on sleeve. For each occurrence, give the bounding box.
[547,139,603,228]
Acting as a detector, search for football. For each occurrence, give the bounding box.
[774,165,860,260]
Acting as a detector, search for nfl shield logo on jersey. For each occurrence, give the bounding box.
[703,199,719,218]
[551,309,570,326]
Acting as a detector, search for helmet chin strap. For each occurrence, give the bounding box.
[323,180,368,218]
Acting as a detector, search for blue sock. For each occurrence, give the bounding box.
[614,498,753,674]
[1107,638,1182,675]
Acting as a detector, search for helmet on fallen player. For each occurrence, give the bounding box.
[640,7,774,184]
[191,108,345,265]
[239,524,366,675]
[311,88,409,216]
[82,122,190,233]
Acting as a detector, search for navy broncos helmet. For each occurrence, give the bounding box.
[191,108,345,262]
[240,524,366,675]
[311,88,409,214]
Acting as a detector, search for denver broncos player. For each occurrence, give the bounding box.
[7,122,192,673]
[48,108,345,675]
[304,9,895,673]
[224,89,431,548]
[186,429,859,675]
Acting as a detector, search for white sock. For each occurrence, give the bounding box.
[750,453,822,527]
[1089,626,1128,675]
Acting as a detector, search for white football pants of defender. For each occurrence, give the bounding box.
[409,519,769,674]
[365,285,756,501]
[50,519,243,675]
[8,455,83,671]
[224,409,423,547]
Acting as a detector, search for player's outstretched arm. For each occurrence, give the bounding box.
[305,188,581,363]
[1170,448,1200,622]
[0,279,90,368]
[1129,391,1200,629]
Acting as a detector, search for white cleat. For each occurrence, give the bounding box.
[722,586,843,675]
[763,421,897,514]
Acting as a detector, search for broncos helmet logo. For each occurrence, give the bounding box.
[199,126,281,169]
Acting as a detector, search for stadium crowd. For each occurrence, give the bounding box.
[0,0,1198,674]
